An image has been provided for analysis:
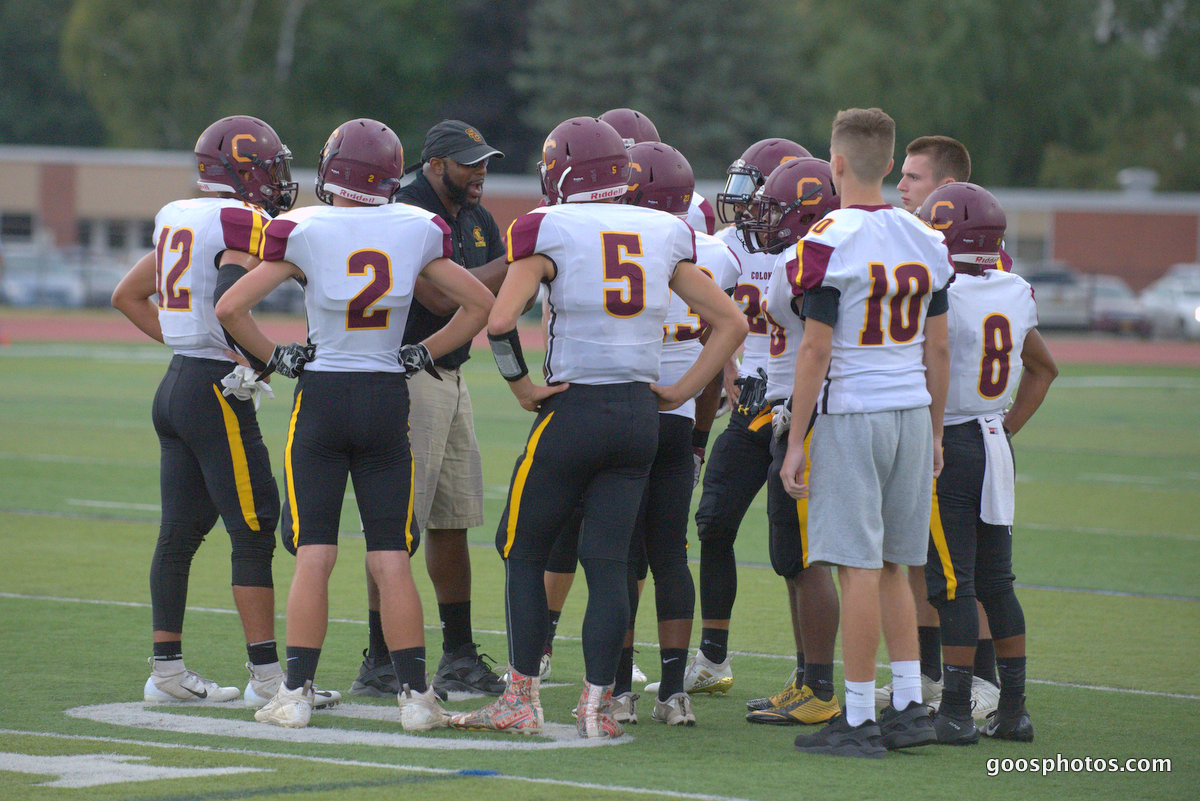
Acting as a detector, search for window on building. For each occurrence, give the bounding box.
[77,219,93,248]
[1,213,34,241]
[139,220,155,249]
[106,220,127,250]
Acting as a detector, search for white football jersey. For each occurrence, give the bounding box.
[762,245,804,403]
[260,203,451,372]
[507,203,696,385]
[687,193,716,236]
[793,206,954,413]
[944,270,1039,424]
[152,198,270,359]
[716,225,777,381]
[659,230,741,419]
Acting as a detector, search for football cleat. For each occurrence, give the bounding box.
[398,684,449,731]
[254,681,313,728]
[683,650,733,696]
[349,648,400,697]
[244,662,341,710]
[793,715,886,759]
[932,705,980,745]
[746,685,840,725]
[652,692,697,726]
[576,681,624,739]
[981,697,1034,742]
[878,700,938,750]
[874,673,942,712]
[448,670,543,734]
[610,691,638,724]
[970,676,1001,722]
[746,667,800,712]
[539,646,552,680]
[631,662,648,684]
[433,642,506,696]
[144,658,240,704]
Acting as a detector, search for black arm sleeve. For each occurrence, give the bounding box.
[927,287,949,316]
[215,262,266,372]
[800,286,841,326]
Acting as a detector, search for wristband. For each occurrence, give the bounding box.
[488,328,529,382]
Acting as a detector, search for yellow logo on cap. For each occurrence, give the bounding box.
[466,127,483,143]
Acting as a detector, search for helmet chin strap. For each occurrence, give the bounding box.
[554,166,573,204]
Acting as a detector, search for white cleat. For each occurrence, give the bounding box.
[875,673,943,712]
[144,658,240,703]
[243,662,341,710]
[254,681,314,728]
[652,692,697,726]
[970,677,1001,722]
[683,651,733,695]
[398,684,450,731]
[631,662,648,683]
[610,691,638,724]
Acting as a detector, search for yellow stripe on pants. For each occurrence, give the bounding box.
[284,390,303,551]
[211,386,260,532]
[928,479,958,600]
[502,411,555,558]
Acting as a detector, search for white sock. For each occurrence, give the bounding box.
[844,680,876,726]
[890,659,922,709]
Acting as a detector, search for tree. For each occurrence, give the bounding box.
[512,0,807,179]
[0,0,103,145]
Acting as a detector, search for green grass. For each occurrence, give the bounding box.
[0,331,1197,800]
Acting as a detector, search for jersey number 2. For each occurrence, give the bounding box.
[346,249,392,330]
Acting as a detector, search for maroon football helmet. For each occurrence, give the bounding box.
[539,117,631,204]
[315,118,404,206]
[599,108,661,148]
[194,115,297,216]
[918,182,1007,271]
[738,158,839,253]
[716,138,812,225]
[620,142,694,216]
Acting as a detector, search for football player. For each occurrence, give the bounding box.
[882,134,1005,717]
[917,182,1057,744]
[111,115,343,710]
[782,108,952,758]
[738,158,843,727]
[448,117,746,738]
[215,118,493,731]
[685,137,811,695]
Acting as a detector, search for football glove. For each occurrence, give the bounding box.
[771,398,792,439]
[220,364,275,411]
[692,447,706,489]
[398,343,442,380]
[263,342,315,379]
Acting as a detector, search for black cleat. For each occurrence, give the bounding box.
[982,697,1034,742]
[349,649,446,701]
[793,715,886,759]
[932,705,980,745]
[878,700,938,749]
[432,642,506,696]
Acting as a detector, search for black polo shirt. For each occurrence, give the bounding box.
[397,171,505,369]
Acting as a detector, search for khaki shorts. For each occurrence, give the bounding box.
[407,367,485,531]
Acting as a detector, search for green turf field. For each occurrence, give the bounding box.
[0,336,1196,800]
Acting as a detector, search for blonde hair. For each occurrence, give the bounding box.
[830,108,895,183]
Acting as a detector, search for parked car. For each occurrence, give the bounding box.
[1016,262,1092,329]
[1087,274,1152,337]
[1140,275,1200,340]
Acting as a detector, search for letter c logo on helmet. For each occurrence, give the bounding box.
[930,200,955,229]
[231,134,258,163]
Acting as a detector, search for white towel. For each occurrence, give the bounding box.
[978,414,1014,525]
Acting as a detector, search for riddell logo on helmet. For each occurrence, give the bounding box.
[338,188,382,204]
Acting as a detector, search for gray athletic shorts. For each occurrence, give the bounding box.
[807,407,933,569]
[407,366,485,531]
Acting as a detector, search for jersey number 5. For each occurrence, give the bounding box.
[346,249,392,330]
[859,262,932,345]
[601,232,645,317]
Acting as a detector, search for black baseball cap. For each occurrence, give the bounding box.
[417,120,504,169]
